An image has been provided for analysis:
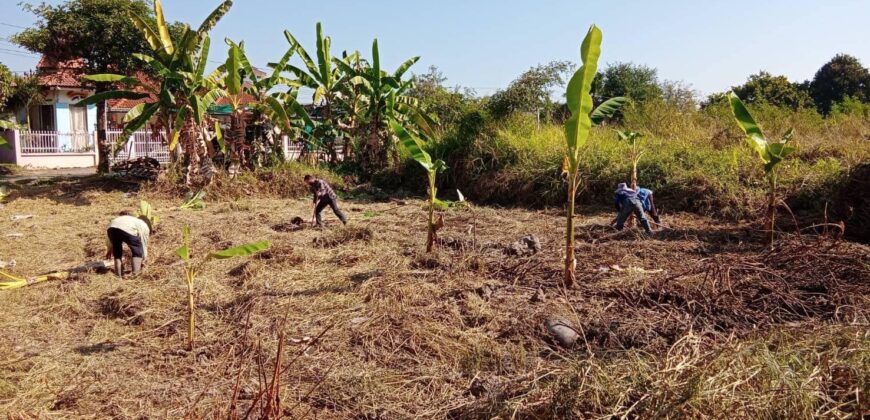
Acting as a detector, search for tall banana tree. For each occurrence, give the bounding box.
[728,92,795,249]
[281,23,351,162]
[77,0,232,186]
[390,120,446,252]
[334,39,436,171]
[562,25,627,288]
[228,39,301,166]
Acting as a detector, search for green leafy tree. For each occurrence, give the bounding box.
[728,92,796,248]
[810,54,870,115]
[0,63,13,110]
[408,65,479,129]
[730,71,813,111]
[592,62,662,106]
[11,0,184,172]
[6,74,45,129]
[562,25,627,288]
[487,60,574,120]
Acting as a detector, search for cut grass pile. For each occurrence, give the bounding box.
[0,178,867,418]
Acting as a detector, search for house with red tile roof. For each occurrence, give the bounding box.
[1,55,267,169]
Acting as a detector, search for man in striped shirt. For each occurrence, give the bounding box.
[304,175,348,227]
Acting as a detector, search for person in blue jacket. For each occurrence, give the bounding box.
[613,183,653,235]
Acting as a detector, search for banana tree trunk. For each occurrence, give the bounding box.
[96,99,109,173]
[426,173,437,252]
[564,173,578,288]
[186,271,195,351]
[229,111,245,178]
[630,160,638,190]
[766,172,777,249]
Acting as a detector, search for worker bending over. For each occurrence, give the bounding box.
[304,175,347,228]
[635,186,661,225]
[613,183,653,235]
[105,210,151,277]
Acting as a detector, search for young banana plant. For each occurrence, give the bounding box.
[562,25,627,288]
[135,200,160,229]
[390,120,447,252]
[728,92,796,248]
[179,190,206,210]
[176,226,270,350]
[617,130,644,189]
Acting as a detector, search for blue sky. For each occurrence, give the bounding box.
[1,0,868,98]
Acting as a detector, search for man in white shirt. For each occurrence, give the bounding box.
[105,210,151,277]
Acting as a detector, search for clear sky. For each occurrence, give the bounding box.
[1,0,868,98]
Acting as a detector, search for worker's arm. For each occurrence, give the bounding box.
[105,237,113,260]
[139,227,150,261]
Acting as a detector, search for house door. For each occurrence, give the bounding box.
[69,105,89,151]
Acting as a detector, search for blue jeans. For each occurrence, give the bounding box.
[616,197,652,234]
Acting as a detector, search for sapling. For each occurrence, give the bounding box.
[180,190,206,210]
[617,130,644,189]
[390,120,447,252]
[728,92,796,248]
[176,225,270,350]
[562,25,627,288]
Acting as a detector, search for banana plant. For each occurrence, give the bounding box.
[135,199,160,229]
[281,23,350,162]
[226,39,302,166]
[728,92,796,249]
[562,25,627,288]
[176,225,270,351]
[617,130,644,189]
[335,39,437,170]
[76,0,233,186]
[179,190,205,210]
[390,120,446,252]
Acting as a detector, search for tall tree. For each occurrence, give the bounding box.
[730,71,814,111]
[592,62,662,105]
[11,0,180,172]
[487,60,574,120]
[0,63,13,110]
[810,54,870,115]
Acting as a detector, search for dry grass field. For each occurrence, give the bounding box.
[0,176,867,418]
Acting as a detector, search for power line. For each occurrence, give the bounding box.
[0,47,38,57]
[0,22,29,30]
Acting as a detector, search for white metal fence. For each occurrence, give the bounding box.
[282,135,345,162]
[20,130,95,154]
[108,129,172,165]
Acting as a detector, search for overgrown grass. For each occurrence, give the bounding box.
[417,102,870,240]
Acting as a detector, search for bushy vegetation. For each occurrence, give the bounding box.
[397,97,869,240]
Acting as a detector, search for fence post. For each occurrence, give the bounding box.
[13,130,21,165]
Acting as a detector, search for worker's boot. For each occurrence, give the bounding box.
[132,257,143,276]
[114,259,124,278]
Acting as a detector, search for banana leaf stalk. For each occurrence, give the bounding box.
[0,260,112,290]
